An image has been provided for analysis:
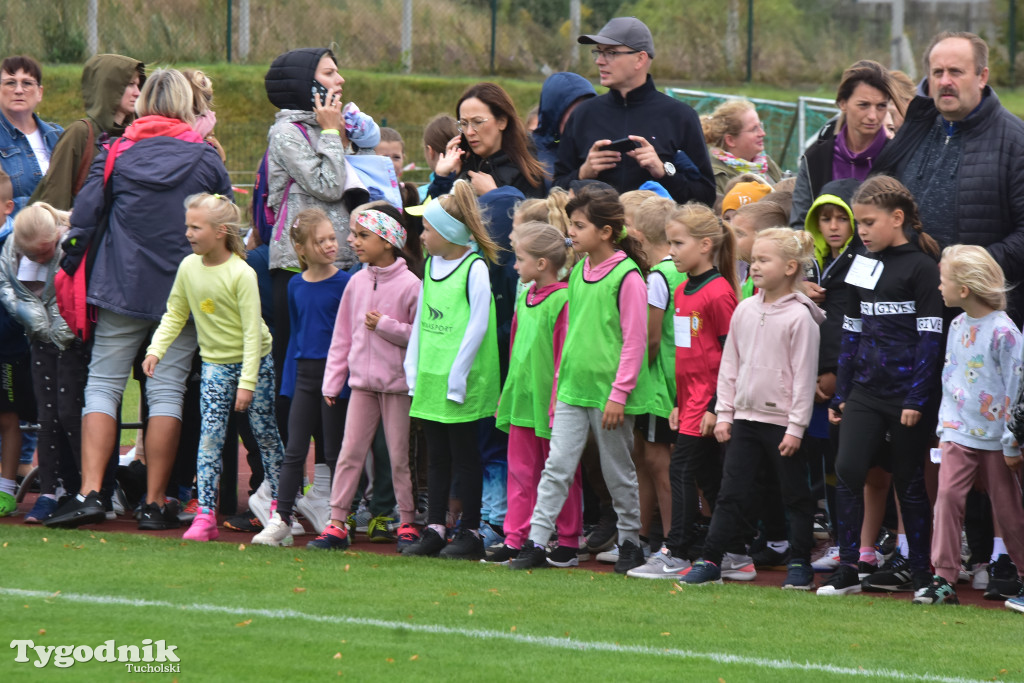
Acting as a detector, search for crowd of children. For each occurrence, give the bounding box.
[3,49,1024,616]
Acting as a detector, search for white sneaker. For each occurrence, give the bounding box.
[251,512,294,547]
[721,552,757,581]
[972,563,990,590]
[249,481,273,528]
[811,545,840,572]
[626,547,691,579]
[295,490,330,535]
[290,518,306,537]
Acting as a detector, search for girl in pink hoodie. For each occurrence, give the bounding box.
[309,203,421,551]
[683,228,823,590]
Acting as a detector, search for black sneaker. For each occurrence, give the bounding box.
[585,509,618,553]
[912,575,960,605]
[816,564,862,596]
[137,500,182,530]
[985,555,1024,600]
[547,544,579,568]
[44,491,106,528]
[751,544,790,570]
[402,526,446,557]
[861,553,913,592]
[857,561,878,579]
[875,527,897,560]
[614,539,646,574]
[509,542,548,570]
[223,509,262,532]
[482,544,520,565]
[440,528,485,560]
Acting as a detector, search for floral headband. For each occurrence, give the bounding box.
[355,209,406,249]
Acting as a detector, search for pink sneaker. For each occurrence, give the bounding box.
[183,510,219,542]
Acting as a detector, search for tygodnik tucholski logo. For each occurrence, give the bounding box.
[10,638,180,672]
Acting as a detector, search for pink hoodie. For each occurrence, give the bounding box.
[322,258,420,396]
[716,290,824,438]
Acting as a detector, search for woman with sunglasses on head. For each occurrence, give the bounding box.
[427,82,547,199]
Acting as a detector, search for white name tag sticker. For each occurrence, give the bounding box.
[845,254,884,290]
[674,315,692,348]
[930,447,943,464]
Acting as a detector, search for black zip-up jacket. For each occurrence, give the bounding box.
[872,86,1024,291]
[832,242,943,411]
[553,75,715,206]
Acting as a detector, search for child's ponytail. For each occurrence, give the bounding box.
[184,193,247,259]
[853,175,940,259]
[438,179,501,265]
[670,203,738,296]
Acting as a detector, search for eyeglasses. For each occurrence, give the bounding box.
[743,123,766,134]
[591,49,640,61]
[456,118,490,133]
[1,79,39,90]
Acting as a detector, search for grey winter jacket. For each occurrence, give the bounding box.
[0,237,75,349]
[266,110,377,271]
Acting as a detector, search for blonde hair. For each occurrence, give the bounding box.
[13,202,70,253]
[634,196,676,246]
[437,179,501,264]
[0,168,11,204]
[289,207,331,270]
[733,200,789,233]
[514,220,575,275]
[753,228,816,291]
[513,187,570,235]
[184,193,246,259]
[940,245,1008,311]
[670,203,738,295]
[136,68,195,124]
[620,189,658,225]
[701,99,756,148]
[181,68,214,116]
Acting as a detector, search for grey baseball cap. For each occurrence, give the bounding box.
[578,17,655,59]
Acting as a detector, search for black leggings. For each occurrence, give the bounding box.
[666,433,721,559]
[702,420,816,564]
[276,359,347,521]
[834,391,932,572]
[422,419,481,530]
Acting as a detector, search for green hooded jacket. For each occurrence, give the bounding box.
[804,191,855,272]
[30,54,145,210]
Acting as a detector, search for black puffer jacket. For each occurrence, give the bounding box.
[872,86,1024,286]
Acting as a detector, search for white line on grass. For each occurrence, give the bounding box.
[0,586,993,683]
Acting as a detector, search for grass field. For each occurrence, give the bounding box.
[1,526,1022,682]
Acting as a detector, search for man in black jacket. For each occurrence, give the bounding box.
[872,31,1024,318]
[554,17,715,206]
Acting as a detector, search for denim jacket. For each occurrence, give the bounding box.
[0,111,63,214]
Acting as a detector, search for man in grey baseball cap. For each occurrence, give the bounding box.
[578,16,656,59]
[554,17,714,206]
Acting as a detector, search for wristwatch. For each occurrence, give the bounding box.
[662,161,676,177]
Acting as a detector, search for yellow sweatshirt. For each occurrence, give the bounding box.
[147,253,272,390]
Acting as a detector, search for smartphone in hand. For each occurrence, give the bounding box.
[311,80,330,108]
[601,137,640,153]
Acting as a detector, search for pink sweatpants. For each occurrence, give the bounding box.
[330,389,415,525]
[506,424,582,549]
[932,441,1024,584]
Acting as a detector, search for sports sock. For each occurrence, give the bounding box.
[859,546,877,564]
[768,540,790,553]
[0,477,17,496]
[897,533,909,558]
[992,538,1008,564]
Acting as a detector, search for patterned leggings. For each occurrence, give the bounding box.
[198,354,284,509]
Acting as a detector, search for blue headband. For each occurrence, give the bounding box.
[423,200,473,248]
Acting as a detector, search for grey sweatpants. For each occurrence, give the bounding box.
[529,401,640,547]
